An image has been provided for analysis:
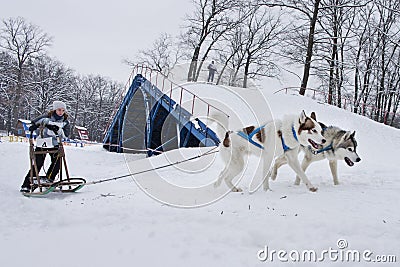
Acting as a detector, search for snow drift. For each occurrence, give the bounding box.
[0,83,399,267]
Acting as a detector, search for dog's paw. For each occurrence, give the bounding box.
[294,179,301,186]
[231,187,243,192]
[309,187,318,192]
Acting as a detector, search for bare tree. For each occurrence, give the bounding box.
[27,56,74,116]
[349,3,380,114]
[67,75,85,139]
[374,0,400,122]
[0,51,17,131]
[0,17,125,139]
[299,0,321,95]
[313,0,362,107]
[182,0,244,82]
[214,28,245,85]
[240,5,284,88]
[261,0,321,95]
[126,33,184,76]
[68,75,123,141]
[0,17,52,133]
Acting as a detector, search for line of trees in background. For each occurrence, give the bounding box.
[0,17,124,140]
[133,0,400,128]
[2,0,400,135]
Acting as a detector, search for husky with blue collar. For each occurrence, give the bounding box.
[270,122,361,186]
[214,111,326,192]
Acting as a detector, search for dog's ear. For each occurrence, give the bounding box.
[310,112,317,121]
[319,122,327,129]
[350,131,355,138]
[344,131,353,140]
[300,110,307,123]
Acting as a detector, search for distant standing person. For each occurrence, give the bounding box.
[207,61,217,83]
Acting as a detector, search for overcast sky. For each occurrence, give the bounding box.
[0,0,193,83]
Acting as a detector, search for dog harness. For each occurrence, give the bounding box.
[236,125,265,149]
[280,126,298,152]
[311,143,333,155]
[310,126,333,154]
[236,125,298,151]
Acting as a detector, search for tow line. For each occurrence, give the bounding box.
[84,146,220,186]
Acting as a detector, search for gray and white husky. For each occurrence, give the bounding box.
[270,122,361,185]
[213,111,326,192]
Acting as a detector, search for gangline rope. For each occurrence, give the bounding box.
[84,146,219,186]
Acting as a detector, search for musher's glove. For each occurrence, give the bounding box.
[28,124,38,131]
[46,124,59,132]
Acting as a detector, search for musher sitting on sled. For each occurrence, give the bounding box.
[20,101,70,193]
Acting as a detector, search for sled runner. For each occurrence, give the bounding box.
[23,134,86,197]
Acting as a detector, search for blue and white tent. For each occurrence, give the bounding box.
[103,74,220,157]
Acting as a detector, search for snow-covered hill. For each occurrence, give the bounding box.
[1,83,399,267]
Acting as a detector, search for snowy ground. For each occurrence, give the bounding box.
[1,85,399,267]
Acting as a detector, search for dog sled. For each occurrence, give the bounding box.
[22,134,86,197]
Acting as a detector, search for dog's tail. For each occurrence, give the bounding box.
[222,131,232,147]
[208,110,229,140]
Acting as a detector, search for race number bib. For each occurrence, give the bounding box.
[36,137,54,148]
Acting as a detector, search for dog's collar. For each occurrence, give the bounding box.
[281,125,298,152]
[236,125,265,149]
[311,143,334,155]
